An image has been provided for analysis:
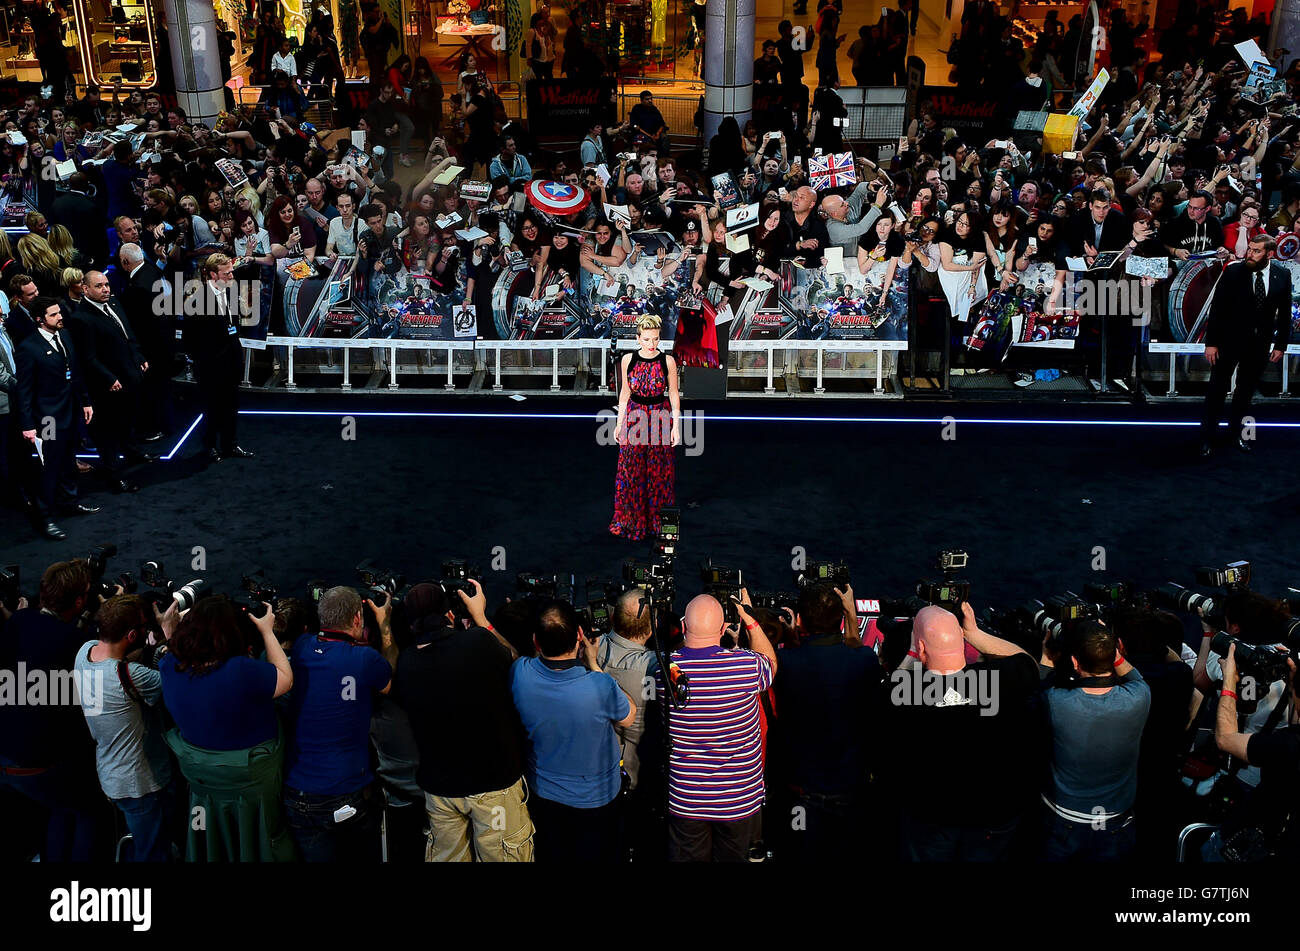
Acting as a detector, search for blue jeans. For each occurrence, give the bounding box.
[1041,808,1136,862]
[900,811,1019,862]
[283,785,382,863]
[115,785,175,862]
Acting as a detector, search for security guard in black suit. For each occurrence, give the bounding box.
[184,253,254,462]
[68,271,151,493]
[1200,233,1294,455]
[14,297,99,538]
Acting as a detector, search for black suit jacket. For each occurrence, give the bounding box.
[14,328,90,432]
[4,303,36,345]
[120,261,171,363]
[181,280,242,363]
[48,190,109,271]
[68,297,145,397]
[1204,261,1293,354]
[1058,207,1132,264]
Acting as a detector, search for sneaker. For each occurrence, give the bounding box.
[399,155,414,167]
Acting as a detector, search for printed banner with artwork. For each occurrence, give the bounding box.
[753,256,909,341]
[288,254,478,340]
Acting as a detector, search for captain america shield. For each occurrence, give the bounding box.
[526,180,591,216]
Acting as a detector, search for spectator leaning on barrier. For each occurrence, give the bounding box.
[281,585,397,862]
[391,579,535,863]
[511,598,636,863]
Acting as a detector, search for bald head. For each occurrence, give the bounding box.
[820,193,848,221]
[792,186,818,213]
[83,270,111,302]
[914,606,966,673]
[683,594,725,647]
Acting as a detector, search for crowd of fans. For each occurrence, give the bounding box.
[2,1,1298,523]
[1,555,1298,863]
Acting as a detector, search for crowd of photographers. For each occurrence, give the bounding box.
[1,548,1298,863]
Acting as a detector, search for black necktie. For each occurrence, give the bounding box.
[101,301,128,339]
[50,331,67,366]
[1255,270,1267,310]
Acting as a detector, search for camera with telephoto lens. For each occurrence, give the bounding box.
[915,549,970,616]
[0,564,18,612]
[796,560,850,589]
[138,560,211,612]
[1148,582,1222,625]
[1147,562,1249,628]
[1211,631,1291,685]
[1017,593,1096,642]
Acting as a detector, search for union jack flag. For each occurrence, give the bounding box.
[808,151,857,191]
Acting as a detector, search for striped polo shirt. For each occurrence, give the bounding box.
[663,644,773,822]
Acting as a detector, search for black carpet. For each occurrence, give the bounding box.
[4,391,1300,612]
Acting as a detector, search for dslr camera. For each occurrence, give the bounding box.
[796,560,850,589]
[701,561,744,625]
[139,560,210,612]
[915,549,970,615]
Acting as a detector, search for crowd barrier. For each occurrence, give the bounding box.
[238,336,907,395]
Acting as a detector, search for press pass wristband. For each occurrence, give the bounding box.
[1221,689,1238,700]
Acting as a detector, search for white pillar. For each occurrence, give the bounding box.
[701,0,754,144]
[163,0,226,127]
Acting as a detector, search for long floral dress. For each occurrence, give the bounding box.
[610,350,675,540]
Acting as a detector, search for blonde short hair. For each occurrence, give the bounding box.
[635,315,662,333]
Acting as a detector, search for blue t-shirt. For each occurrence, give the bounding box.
[160,653,279,751]
[283,634,394,795]
[510,657,629,808]
[1046,667,1151,815]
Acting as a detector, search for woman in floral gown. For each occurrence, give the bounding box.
[610,315,680,540]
